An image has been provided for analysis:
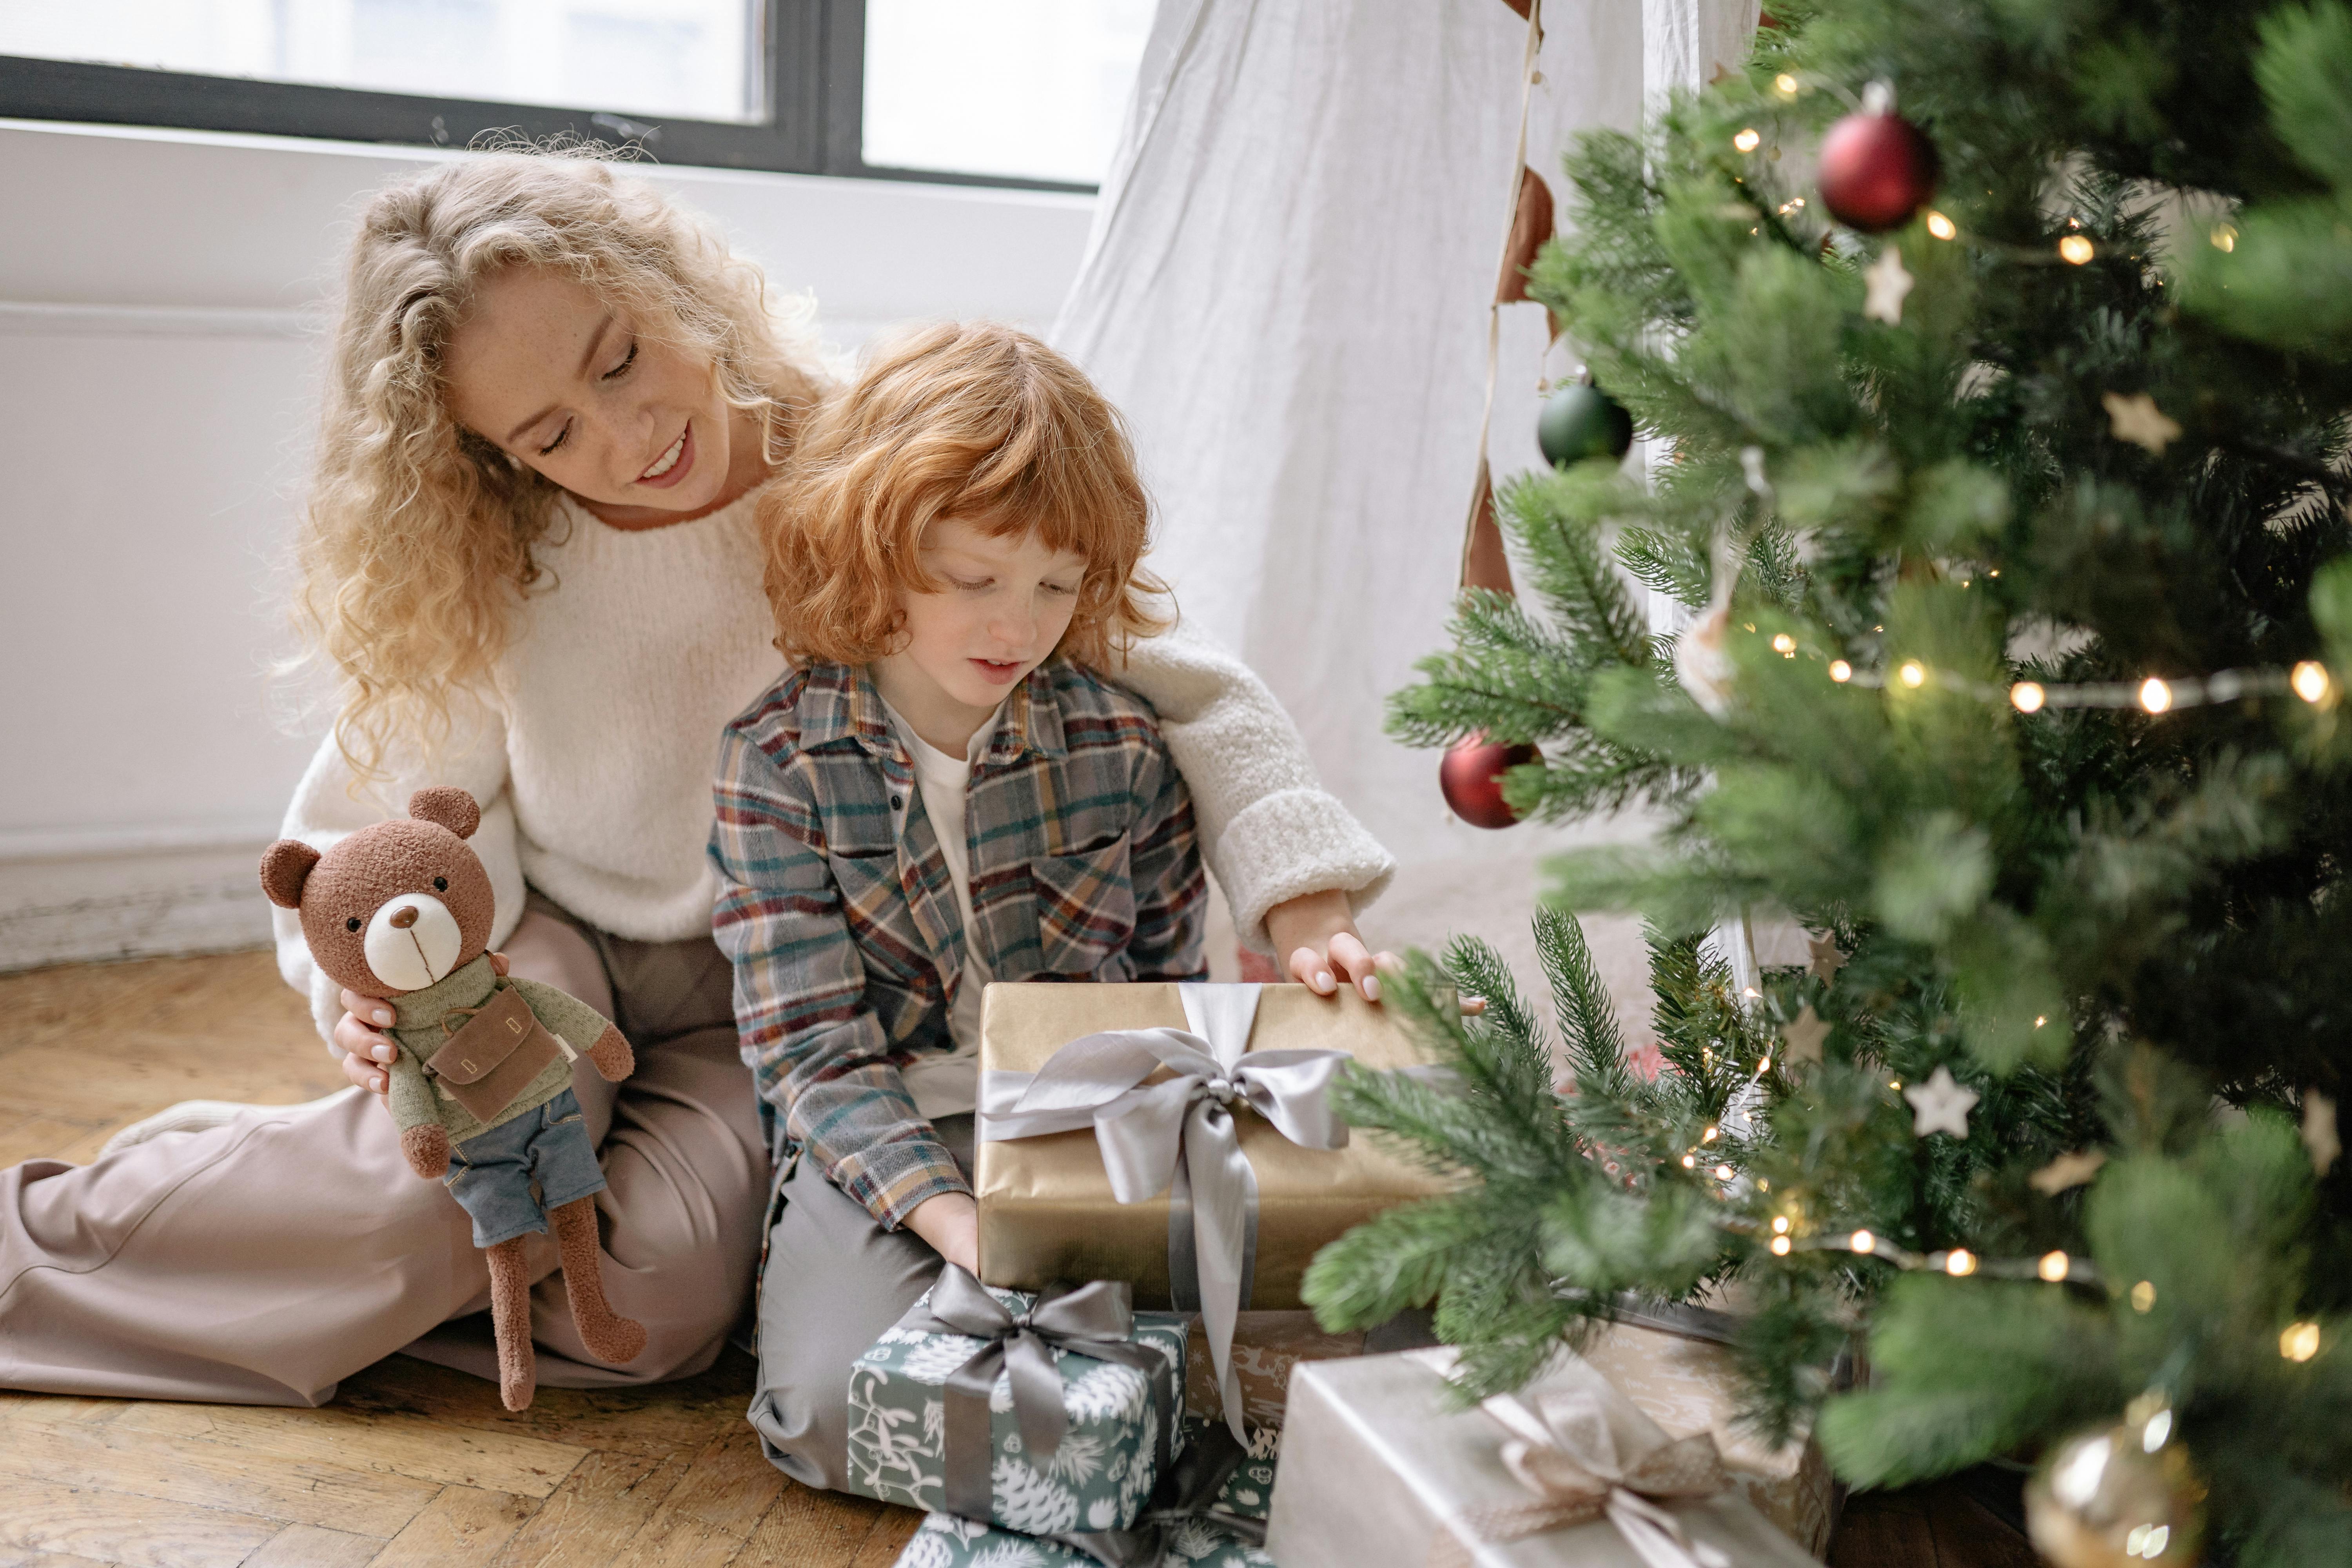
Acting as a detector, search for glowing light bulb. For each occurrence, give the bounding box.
[1925,211,1956,240]
[2139,677,2172,713]
[2059,234,2094,264]
[2210,223,2237,252]
[2011,681,2046,713]
[1772,1216,1790,1234]
[1702,1125,1720,1142]
[1899,661,1925,688]
[1944,1249,1977,1277]
[2293,661,2330,703]
[2039,1250,2070,1282]
[1829,660,1853,682]
[2141,1408,2171,1452]
[1733,127,1762,152]
[2035,1015,2048,1028]
[1770,1235,1792,1256]
[1681,1153,1697,1169]
[2131,1279,2156,1312]
[1715,1164,1735,1181]
[1773,73,1799,96]
[1850,1229,1875,1254]
[2282,1321,2320,1361]
[1771,633,1796,654]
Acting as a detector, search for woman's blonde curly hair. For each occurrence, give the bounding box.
[762,321,1170,672]
[294,148,829,778]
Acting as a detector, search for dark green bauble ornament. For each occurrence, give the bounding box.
[1537,382,1634,467]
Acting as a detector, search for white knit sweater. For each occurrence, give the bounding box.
[274,492,1395,1044]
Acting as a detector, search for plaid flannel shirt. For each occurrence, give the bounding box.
[710,657,1208,1229]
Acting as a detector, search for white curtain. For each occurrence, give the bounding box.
[1053,0,1756,972]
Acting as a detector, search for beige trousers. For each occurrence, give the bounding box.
[0,898,767,1406]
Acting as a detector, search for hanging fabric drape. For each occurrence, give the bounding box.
[1051,0,1648,870]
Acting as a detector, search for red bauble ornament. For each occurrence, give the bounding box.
[1817,87,1938,234]
[1440,733,1541,829]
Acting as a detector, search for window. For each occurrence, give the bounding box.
[0,0,1149,191]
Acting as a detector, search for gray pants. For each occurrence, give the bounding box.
[749,1114,973,1489]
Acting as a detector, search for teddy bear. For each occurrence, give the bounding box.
[260,786,646,1410]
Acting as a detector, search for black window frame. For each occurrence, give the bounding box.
[0,0,1096,194]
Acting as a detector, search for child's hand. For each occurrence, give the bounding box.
[336,952,510,1096]
[904,1191,981,1276]
[1264,890,1396,1003]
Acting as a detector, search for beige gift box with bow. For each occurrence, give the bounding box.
[973,981,1454,1308]
[1265,1346,1820,1568]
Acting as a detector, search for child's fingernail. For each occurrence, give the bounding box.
[1362,976,1382,1002]
[374,1044,396,1062]
[372,1008,395,1025]
[372,1076,387,1093]
[1313,970,1335,993]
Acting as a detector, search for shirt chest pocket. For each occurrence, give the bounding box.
[824,848,929,985]
[1030,831,1136,979]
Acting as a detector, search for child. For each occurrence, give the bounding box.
[710,321,1207,1486]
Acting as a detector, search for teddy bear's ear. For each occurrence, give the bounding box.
[407,787,481,840]
[259,839,322,909]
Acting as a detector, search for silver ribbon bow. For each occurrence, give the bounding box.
[909,1266,1178,1524]
[1409,1348,1733,1568]
[979,983,1354,1441]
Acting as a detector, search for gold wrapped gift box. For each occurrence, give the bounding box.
[974,982,1455,1308]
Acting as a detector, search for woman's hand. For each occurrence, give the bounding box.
[904,1191,981,1276]
[336,952,510,1096]
[1264,889,1396,1003]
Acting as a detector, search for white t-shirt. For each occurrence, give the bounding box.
[880,696,1001,1120]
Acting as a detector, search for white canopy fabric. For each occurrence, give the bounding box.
[1054,0,1755,880]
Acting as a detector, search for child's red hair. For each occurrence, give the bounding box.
[762,321,1170,669]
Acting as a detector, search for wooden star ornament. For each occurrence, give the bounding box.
[2102,391,2182,455]
[1862,245,1913,326]
[1806,934,1848,984]
[1781,1004,1829,1066]
[2029,1149,2107,1195]
[1904,1065,1979,1139]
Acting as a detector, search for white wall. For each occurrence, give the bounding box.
[0,118,1094,970]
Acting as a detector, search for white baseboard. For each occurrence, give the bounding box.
[0,830,279,973]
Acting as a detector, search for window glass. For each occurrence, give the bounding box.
[0,0,762,125]
[862,0,1151,185]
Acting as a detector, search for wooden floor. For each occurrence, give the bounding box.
[0,949,2033,1568]
[0,950,922,1568]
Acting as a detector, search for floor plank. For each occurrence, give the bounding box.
[0,1411,443,1538]
[367,1486,537,1568]
[242,1523,391,1568]
[0,1473,281,1568]
[490,1450,694,1568]
[733,1485,897,1568]
[114,1394,591,1499]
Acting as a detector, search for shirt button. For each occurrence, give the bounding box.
[891,795,904,810]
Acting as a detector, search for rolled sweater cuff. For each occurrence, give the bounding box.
[1211,787,1397,953]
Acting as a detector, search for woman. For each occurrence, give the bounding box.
[0,150,1393,1409]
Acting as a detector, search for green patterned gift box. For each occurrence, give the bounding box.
[846,1269,1189,1535]
[892,1420,1279,1568]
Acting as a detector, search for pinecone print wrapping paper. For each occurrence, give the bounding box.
[846,1279,1189,1534]
[892,1419,1279,1568]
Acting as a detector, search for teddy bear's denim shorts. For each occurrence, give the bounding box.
[443,1087,608,1247]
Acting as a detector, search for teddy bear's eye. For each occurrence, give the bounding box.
[347,916,363,931]
[433,877,448,892]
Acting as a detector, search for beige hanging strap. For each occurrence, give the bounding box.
[1460,0,1551,594]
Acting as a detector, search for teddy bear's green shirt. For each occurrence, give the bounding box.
[384,954,612,1145]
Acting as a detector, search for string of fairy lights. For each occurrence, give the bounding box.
[1755,627,2338,715]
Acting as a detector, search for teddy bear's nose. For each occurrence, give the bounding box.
[389,906,419,930]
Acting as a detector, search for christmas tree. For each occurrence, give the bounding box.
[1306,2,2352,1562]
